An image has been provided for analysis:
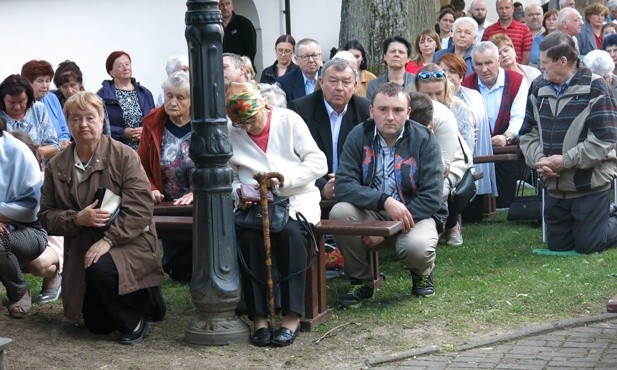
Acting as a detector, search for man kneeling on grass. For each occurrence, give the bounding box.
[330,83,447,308]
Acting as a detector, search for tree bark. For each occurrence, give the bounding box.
[339,0,436,76]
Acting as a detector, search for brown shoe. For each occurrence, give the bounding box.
[9,289,32,318]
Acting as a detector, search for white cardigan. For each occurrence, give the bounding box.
[229,107,327,224]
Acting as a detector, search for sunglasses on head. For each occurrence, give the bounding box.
[416,71,446,80]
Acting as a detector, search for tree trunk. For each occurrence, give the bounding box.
[339,0,437,76]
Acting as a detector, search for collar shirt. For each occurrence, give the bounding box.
[477,67,528,138]
[303,73,317,95]
[323,99,348,172]
[370,128,404,202]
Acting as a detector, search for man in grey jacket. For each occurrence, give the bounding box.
[330,83,447,308]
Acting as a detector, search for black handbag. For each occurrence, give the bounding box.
[448,137,477,214]
[507,166,542,223]
[234,197,290,233]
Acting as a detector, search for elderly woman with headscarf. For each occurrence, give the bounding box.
[39,91,165,345]
[225,81,326,347]
[584,49,617,101]
[138,71,194,283]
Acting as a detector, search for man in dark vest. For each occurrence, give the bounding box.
[289,57,370,200]
[463,41,529,208]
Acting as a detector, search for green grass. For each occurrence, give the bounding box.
[322,211,617,337]
[13,211,617,344]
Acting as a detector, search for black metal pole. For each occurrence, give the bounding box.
[184,0,249,345]
[284,0,291,35]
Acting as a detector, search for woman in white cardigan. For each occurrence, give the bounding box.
[226,82,327,347]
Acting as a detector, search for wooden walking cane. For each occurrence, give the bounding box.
[254,172,285,326]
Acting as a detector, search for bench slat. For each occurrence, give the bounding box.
[473,153,518,164]
[315,220,403,236]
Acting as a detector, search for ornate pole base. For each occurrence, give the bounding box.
[185,316,249,345]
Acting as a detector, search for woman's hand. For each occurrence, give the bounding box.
[84,238,111,268]
[123,127,142,141]
[76,200,111,228]
[151,190,164,204]
[173,192,193,205]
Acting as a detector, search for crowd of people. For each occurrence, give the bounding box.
[1,0,617,349]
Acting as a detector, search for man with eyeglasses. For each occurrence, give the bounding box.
[463,41,528,209]
[289,57,370,200]
[276,38,323,105]
[330,82,446,308]
[219,0,257,66]
[557,7,583,52]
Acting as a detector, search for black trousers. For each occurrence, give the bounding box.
[237,219,308,319]
[495,161,519,208]
[82,253,159,334]
[161,239,192,283]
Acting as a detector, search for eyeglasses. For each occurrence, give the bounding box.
[276,48,293,55]
[416,71,446,80]
[232,116,256,128]
[297,53,322,62]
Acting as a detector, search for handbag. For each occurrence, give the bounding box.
[93,186,121,229]
[236,184,274,203]
[507,166,542,223]
[448,137,477,214]
[234,197,290,233]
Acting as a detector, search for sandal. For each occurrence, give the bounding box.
[8,289,31,318]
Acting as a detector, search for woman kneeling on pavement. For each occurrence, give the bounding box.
[38,91,165,345]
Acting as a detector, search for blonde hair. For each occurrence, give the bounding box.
[63,91,105,120]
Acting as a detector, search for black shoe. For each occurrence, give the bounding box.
[250,327,273,347]
[411,272,435,297]
[338,284,374,309]
[119,319,148,345]
[271,327,298,347]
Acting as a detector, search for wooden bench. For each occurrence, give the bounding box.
[300,219,403,331]
[473,145,519,215]
[0,337,12,370]
[607,295,617,313]
[153,204,402,331]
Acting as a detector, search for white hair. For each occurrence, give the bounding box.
[608,0,617,11]
[472,41,499,62]
[162,70,190,93]
[557,7,580,27]
[453,16,479,37]
[584,50,615,77]
[259,83,287,108]
[165,55,189,76]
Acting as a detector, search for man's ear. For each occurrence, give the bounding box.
[369,104,374,118]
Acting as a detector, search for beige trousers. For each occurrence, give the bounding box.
[329,202,437,286]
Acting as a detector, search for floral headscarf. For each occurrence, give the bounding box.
[225,81,266,123]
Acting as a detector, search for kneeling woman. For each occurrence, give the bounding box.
[226,82,327,346]
[38,92,165,345]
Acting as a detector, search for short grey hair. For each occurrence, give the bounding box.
[295,38,321,55]
[524,3,543,15]
[556,7,580,27]
[472,41,499,62]
[321,57,357,78]
[453,17,479,38]
[259,83,287,108]
[584,50,615,77]
[165,55,189,76]
[162,70,190,94]
[608,0,617,11]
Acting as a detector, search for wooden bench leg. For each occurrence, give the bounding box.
[300,233,331,331]
[369,251,384,288]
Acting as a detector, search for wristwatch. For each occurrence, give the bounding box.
[505,134,513,145]
[103,235,113,247]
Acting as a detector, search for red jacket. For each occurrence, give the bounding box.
[137,106,167,192]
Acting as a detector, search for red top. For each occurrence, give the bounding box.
[406,61,424,75]
[481,20,533,64]
[248,109,272,152]
[595,33,602,49]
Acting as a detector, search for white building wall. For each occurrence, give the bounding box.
[1,0,342,95]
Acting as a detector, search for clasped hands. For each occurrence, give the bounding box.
[535,155,565,179]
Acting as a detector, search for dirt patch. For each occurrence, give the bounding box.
[0,301,480,369]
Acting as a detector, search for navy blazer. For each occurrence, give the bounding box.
[276,68,311,104]
[288,89,370,191]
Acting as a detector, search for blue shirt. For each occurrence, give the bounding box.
[323,99,347,172]
[0,102,59,148]
[42,93,71,141]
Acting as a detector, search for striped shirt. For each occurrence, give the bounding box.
[481,20,533,64]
